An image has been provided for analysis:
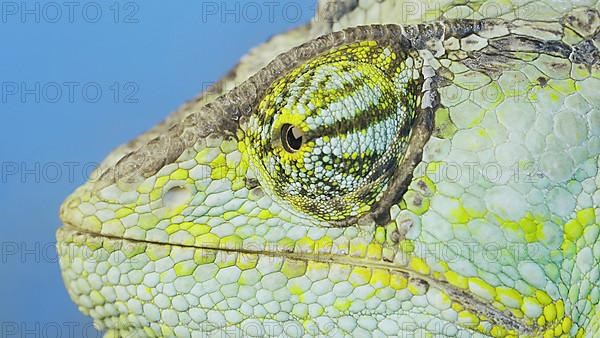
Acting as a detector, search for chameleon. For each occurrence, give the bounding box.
[57,0,600,337]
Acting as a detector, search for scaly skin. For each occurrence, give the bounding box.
[57,1,600,337]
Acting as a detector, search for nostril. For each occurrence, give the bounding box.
[163,186,191,208]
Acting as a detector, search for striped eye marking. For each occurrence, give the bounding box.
[245,40,431,225]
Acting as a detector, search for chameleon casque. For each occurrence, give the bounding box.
[57,0,600,337]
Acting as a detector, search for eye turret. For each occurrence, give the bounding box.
[245,40,426,224]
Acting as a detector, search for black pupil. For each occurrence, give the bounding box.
[282,124,303,152]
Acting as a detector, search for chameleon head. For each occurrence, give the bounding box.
[57,21,600,337]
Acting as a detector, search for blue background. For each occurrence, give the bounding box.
[0,1,314,335]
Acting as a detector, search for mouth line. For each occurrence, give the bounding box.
[58,222,534,335]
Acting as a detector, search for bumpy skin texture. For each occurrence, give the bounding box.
[57,0,600,337]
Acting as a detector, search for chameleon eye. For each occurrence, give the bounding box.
[245,37,432,226]
[281,123,304,153]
